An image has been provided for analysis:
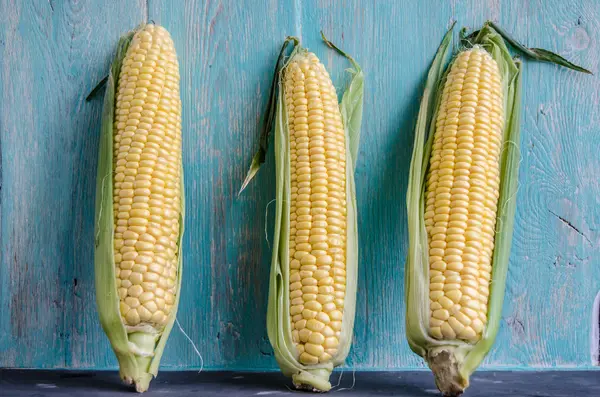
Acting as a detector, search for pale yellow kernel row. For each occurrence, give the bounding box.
[113,24,182,328]
[285,52,347,365]
[424,49,504,342]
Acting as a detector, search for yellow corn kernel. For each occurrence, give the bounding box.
[285,52,347,364]
[113,24,182,329]
[424,48,504,343]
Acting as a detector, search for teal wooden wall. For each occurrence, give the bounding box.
[1,0,599,370]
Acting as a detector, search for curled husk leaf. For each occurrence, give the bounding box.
[94,25,185,393]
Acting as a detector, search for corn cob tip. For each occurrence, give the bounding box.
[120,374,152,393]
[118,365,153,393]
[292,368,333,392]
[135,379,152,393]
[427,349,469,397]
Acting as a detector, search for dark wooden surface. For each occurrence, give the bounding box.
[1,370,600,397]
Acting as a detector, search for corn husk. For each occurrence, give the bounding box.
[93,25,185,393]
[241,35,364,392]
[406,22,589,396]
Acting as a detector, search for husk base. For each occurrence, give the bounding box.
[426,348,469,397]
[120,371,153,394]
[292,368,333,392]
[117,331,158,393]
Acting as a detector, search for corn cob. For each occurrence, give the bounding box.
[406,22,589,396]
[241,35,364,392]
[425,47,503,343]
[285,51,348,366]
[94,23,184,393]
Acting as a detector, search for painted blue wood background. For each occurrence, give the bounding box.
[0,0,598,370]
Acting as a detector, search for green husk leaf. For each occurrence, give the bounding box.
[86,75,109,102]
[94,25,185,393]
[488,21,592,74]
[94,27,138,389]
[405,23,455,359]
[265,36,364,392]
[465,21,592,74]
[239,37,299,195]
[330,36,362,370]
[458,26,469,45]
[321,31,364,165]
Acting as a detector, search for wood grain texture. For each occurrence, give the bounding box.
[145,0,296,370]
[0,0,147,369]
[0,0,598,370]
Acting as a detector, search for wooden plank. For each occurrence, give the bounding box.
[0,0,598,370]
[0,0,146,368]
[299,0,454,370]
[488,0,600,368]
[295,0,600,371]
[145,0,296,370]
